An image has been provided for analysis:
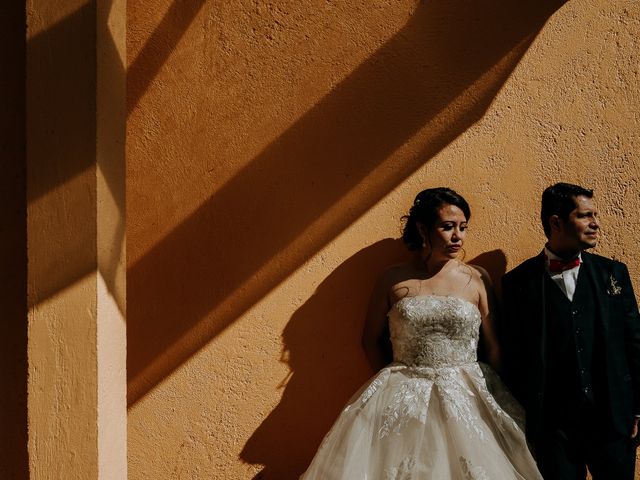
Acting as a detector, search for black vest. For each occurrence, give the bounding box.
[542,267,607,425]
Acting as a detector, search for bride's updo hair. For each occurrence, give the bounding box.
[402,187,471,251]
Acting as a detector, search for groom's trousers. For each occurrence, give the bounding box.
[535,401,636,480]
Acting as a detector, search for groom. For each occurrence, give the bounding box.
[501,182,640,479]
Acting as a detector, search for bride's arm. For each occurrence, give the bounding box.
[473,266,501,372]
[361,274,393,372]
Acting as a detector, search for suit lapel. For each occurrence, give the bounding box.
[526,251,548,367]
[581,252,611,334]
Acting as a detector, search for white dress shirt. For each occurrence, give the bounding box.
[544,247,582,301]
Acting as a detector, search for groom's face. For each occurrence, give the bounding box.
[555,195,600,251]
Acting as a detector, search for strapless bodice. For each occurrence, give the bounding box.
[388,295,481,368]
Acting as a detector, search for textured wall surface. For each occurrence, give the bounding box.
[27,0,99,477]
[26,0,128,477]
[127,1,640,478]
[26,0,98,480]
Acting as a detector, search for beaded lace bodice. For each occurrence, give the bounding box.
[389,295,481,368]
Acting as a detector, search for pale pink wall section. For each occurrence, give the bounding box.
[97,0,128,476]
[127,1,640,478]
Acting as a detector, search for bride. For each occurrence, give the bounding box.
[300,188,542,479]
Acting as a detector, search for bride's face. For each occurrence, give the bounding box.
[421,204,468,259]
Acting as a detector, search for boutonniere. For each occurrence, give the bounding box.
[607,275,622,296]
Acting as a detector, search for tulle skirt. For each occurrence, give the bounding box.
[300,362,542,479]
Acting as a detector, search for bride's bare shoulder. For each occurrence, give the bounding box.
[467,264,492,284]
[455,262,491,291]
[463,264,495,304]
[466,263,488,278]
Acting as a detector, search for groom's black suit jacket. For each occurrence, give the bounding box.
[501,251,640,442]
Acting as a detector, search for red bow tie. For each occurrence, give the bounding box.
[548,257,581,273]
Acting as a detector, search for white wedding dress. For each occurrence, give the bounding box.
[300,295,542,479]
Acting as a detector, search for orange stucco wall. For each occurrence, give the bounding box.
[127,1,640,478]
[27,0,99,476]
[25,0,127,477]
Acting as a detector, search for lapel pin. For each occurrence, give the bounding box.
[607,275,622,296]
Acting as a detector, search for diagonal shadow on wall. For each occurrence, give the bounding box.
[128,0,567,404]
[127,0,206,114]
[24,1,126,312]
[26,4,98,310]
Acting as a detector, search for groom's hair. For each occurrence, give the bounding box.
[541,182,594,238]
